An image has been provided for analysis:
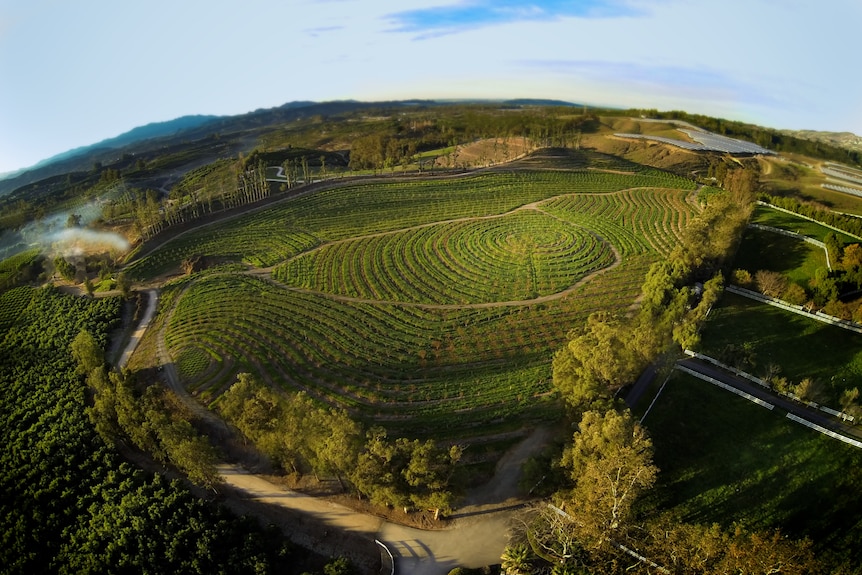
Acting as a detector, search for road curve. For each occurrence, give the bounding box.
[124,283,531,574]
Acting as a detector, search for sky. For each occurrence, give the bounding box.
[1,0,860,174]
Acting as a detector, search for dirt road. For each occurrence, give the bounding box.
[219,460,523,575]
[115,285,547,573]
[117,289,157,370]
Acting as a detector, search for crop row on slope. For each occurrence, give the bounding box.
[274,210,615,304]
[163,256,655,440]
[126,167,694,281]
[539,188,695,256]
[142,153,698,442]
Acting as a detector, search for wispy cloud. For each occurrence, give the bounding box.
[387,0,643,37]
[522,59,781,107]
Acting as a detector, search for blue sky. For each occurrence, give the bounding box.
[1,0,860,174]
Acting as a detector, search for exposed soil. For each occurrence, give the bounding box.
[438,137,533,168]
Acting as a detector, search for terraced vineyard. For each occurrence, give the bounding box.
[133,149,699,442]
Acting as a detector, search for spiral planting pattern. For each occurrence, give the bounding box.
[277,210,614,304]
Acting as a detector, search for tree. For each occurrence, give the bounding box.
[673,273,723,350]
[351,427,406,507]
[755,270,788,298]
[559,410,658,545]
[552,313,642,410]
[54,256,76,282]
[794,377,823,403]
[70,329,103,375]
[810,267,839,305]
[840,387,860,419]
[323,556,356,575]
[318,408,363,490]
[399,438,461,518]
[85,364,122,445]
[644,517,726,574]
[824,232,844,268]
[841,242,862,272]
[116,272,131,298]
[782,282,808,306]
[522,506,587,568]
[501,543,535,575]
[731,268,754,288]
[718,527,816,575]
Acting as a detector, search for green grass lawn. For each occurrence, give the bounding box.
[697,292,862,405]
[752,204,859,244]
[642,372,862,564]
[733,227,827,286]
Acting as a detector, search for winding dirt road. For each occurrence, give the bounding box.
[118,285,547,574]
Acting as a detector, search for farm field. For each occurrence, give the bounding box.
[696,292,862,406]
[641,371,862,565]
[125,150,695,280]
[0,248,39,288]
[733,226,827,286]
[128,149,700,450]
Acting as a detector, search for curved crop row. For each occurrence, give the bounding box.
[539,188,695,256]
[150,158,696,440]
[275,210,614,303]
[163,262,647,437]
[126,170,694,281]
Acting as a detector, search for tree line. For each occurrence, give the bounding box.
[760,193,862,239]
[218,373,461,519]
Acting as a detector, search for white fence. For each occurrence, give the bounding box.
[756,201,862,241]
[785,414,862,449]
[675,365,774,410]
[725,285,862,334]
[683,349,855,422]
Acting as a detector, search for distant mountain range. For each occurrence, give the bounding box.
[0,99,580,195]
[1,115,223,179]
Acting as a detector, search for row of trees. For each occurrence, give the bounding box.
[219,374,461,518]
[761,194,862,239]
[553,186,752,412]
[74,328,223,488]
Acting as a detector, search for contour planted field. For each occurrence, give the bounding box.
[146,152,698,441]
[164,260,650,439]
[275,210,614,304]
[126,161,694,280]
